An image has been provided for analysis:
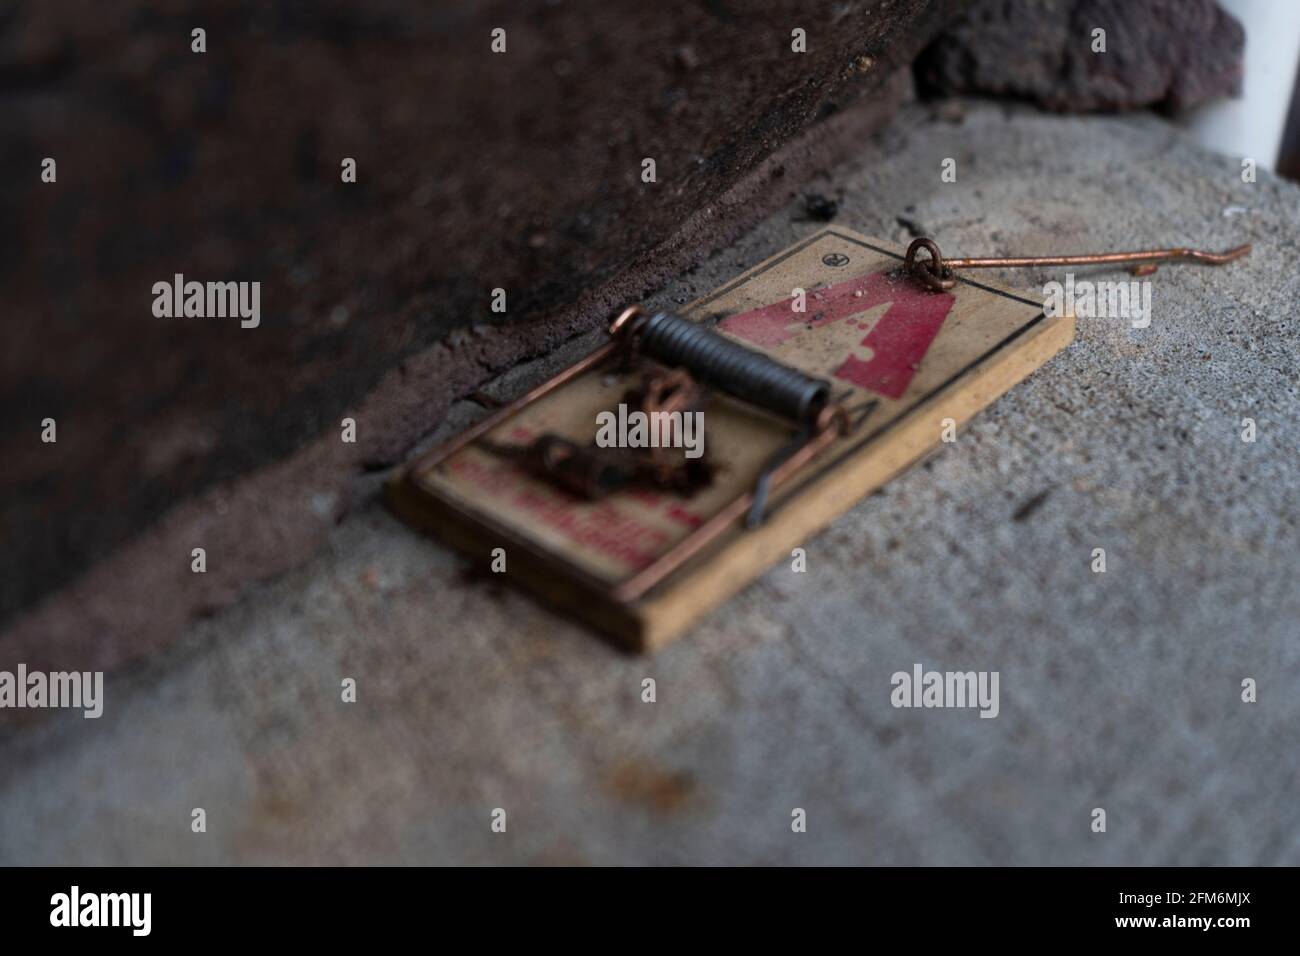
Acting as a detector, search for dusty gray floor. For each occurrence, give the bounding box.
[2,102,1297,865]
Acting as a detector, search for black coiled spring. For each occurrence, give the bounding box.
[629,311,830,423]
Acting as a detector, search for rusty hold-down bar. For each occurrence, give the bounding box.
[904,236,1251,292]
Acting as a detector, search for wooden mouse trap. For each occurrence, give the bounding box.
[388,228,1075,650]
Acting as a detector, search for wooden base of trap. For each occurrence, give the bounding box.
[388,229,1075,651]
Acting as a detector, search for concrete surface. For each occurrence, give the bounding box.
[2,101,1297,865]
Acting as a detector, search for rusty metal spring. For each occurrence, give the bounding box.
[629,311,830,423]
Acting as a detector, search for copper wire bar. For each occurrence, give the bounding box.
[944,245,1252,269]
[904,236,1251,291]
